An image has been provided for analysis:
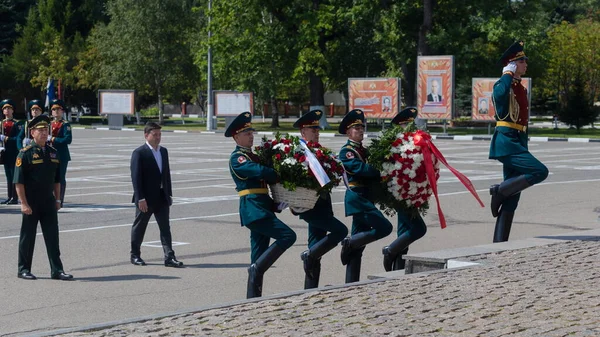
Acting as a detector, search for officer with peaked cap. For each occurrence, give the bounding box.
[1,99,20,204]
[13,114,73,280]
[338,109,392,283]
[381,107,428,271]
[226,112,296,298]
[489,40,548,242]
[293,110,348,289]
[48,99,72,207]
[16,99,45,150]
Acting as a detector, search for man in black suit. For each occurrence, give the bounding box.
[426,79,443,103]
[130,122,183,268]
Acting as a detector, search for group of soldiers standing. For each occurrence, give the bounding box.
[1,98,73,280]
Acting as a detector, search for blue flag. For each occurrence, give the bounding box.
[45,78,55,110]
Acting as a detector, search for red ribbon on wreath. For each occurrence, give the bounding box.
[413,130,484,229]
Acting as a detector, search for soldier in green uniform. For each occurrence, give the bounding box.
[293,110,348,289]
[381,107,428,271]
[16,99,45,151]
[489,41,548,242]
[338,109,392,283]
[13,115,73,280]
[226,112,296,298]
[1,99,20,204]
[48,99,72,207]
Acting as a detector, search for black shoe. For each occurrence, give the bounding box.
[7,198,19,205]
[0,198,10,205]
[51,271,74,280]
[130,256,146,266]
[301,250,319,279]
[247,264,263,298]
[164,257,184,268]
[382,246,394,272]
[17,271,37,280]
[340,238,352,265]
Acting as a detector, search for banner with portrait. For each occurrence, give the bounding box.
[417,56,454,119]
[348,78,400,119]
[471,78,531,121]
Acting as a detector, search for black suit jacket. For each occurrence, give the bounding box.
[130,144,172,208]
[427,93,442,102]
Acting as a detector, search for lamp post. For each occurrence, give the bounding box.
[206,0,215,130]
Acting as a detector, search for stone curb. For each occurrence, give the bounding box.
[73,126,600,142]
[30,228,600,337]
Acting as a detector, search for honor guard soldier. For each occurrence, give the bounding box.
[226,112,296,298]
[489,41,548,242]
[293,110,348,289]
[338,109,392,283]
[1,99,20,204]
[381,107,428,271]
[13,114,73,280]
[16,99,45,150]
[48,99,72,207]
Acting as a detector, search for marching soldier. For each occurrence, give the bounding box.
[1,99,20,204]
[14,114,73,280]
[293,110,348,289]
[381,107,428,271]
[48,99,72,207]
[226,112,296,298]
[16,99,45,150]
[338,109,392,283]
[489,41,548,242]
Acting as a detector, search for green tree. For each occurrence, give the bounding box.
[83,0,198,123]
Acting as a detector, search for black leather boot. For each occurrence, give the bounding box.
[392,247,409,271]
[247,244,286,299]
[382,235,413,272]
[303,257,321,289]
[60,182,66,207]
[302,235,339,278]
[340,232,377,265]
[493,211,515,243]
[345,256,362,283]
[2,181,13,204]
[490,175,530,217]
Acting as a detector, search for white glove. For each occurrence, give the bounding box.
[502,61,517,75]
[276,202,289,211]
[0,134,5,141]
[47,135,52,142]
[24,138,31,146]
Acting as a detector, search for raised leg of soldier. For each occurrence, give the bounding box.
[383,212,427,272]
[302,219,348,289]
[490,152,548,217]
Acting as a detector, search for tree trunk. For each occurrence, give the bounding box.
[158,88,164,125]
[309,72,329,129]
[401,61,416,106]
[418,0,433,56]
[270,97,280,128]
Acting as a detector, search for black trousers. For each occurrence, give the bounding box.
[18,203,64,274]
[130,201,174,260]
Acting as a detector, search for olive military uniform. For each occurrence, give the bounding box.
[13,115,72,280]
[489,41,548,242]
[338,109,392,283]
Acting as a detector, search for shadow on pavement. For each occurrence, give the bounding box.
[75,274,180,282]
[183,263,248,269]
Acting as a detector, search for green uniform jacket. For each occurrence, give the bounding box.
[229,145,278,226]
[339,140,380,216]
[50,119,72,162]
[13,143,60,203]
[15,120,29,151]
[489,73,529,159]
[1,118,20,164]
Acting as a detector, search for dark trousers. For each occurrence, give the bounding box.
[130,202,175,259]
[350,208,393,257]
[246,217,296,264]
[58,161,68,202]
[3,161,16,200]
[18,203,64,274]
[396,211,427,241]
[497,151,548,212]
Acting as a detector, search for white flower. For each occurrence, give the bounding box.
[283,158,298,166]
[273,143,287,151]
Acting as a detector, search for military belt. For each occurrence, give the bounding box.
[348,182,364,187]
[496,121,527,132]
[238,188,269,197]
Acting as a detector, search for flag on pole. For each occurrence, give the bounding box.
[45,78,55,110]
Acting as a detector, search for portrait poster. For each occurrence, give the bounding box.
[348,78,400,119]
[471,78,531,121]
[417,56,454,119]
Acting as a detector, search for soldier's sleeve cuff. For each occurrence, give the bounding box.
[502,71,514,76]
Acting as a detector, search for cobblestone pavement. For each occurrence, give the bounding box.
[57,239,600,337]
